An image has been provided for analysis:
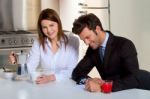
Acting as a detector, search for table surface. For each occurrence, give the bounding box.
[0,71,150,99]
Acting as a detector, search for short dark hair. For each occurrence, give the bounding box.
[72,13,104,35]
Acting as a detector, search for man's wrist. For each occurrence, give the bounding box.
[77,78,88,85]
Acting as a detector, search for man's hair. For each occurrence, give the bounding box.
[72,13,104,35]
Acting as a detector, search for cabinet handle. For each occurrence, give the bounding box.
[78,11,87,14]
[78,3,87,7]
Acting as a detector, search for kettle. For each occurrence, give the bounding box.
[17,50,27,65]
[16,50,28,75]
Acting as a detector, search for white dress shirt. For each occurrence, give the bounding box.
[26,33,79,80]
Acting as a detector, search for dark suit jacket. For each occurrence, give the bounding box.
[72,31,141,92]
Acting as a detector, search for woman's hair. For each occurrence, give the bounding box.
[37,8,68,50]
[72,13,104,35]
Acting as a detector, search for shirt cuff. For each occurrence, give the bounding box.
[77,78,88,85]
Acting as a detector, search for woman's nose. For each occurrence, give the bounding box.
[47,28,51,33]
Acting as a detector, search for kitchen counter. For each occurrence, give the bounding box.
[0,70,150,99]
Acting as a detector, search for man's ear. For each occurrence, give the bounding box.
[95,26,101,34]
[96,26,101,31]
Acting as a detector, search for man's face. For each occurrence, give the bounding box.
[79,27,101,49]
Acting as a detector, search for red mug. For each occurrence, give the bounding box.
[101,80,113,93]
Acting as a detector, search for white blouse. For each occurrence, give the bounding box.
[26,33,79,80]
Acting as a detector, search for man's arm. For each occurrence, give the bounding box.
[112,39,140,91]
[72,47,95,84]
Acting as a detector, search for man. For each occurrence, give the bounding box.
[71,13,150,92]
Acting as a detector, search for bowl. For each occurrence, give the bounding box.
[3,71,15,80]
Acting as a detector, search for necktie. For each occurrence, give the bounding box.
[99,46,104,63]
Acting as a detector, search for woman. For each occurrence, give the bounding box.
[9,8,79,84]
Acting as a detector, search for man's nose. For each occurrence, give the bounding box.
[84,39,90,45]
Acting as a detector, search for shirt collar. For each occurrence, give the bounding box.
[101,32,109,48]
[45,38,61,48]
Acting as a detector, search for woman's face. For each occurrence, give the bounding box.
[41,19,59,40]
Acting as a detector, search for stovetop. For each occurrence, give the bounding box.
[0,30,36,35]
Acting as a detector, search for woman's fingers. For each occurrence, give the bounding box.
[9,52,17,64]
[36,75,56,84]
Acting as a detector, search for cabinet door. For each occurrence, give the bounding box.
[85,0,108,7]
[60,0,80,31]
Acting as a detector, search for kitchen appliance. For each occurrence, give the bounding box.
[75,0,110,61]
[60,0,110,61]
[0,0,40,31]
[0,30,38,68]
[0,0,13,31]
[79,0,110,30]
[0,0,39,69]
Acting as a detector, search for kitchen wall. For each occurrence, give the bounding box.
[41,0,59,14]
[110,0,150,71]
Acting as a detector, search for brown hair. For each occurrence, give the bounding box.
[37,8,68,50]
[72,13,104,35]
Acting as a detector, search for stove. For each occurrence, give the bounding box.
[0,30,38,48]
[0,30,38,67]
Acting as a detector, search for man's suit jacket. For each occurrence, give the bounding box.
[72,31,141,92]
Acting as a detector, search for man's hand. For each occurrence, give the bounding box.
[85,78,104,92]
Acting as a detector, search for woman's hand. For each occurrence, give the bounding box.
[9,52,17,64]
[35,74,56,84]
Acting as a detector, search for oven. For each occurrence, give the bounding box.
[0,30,38,69]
